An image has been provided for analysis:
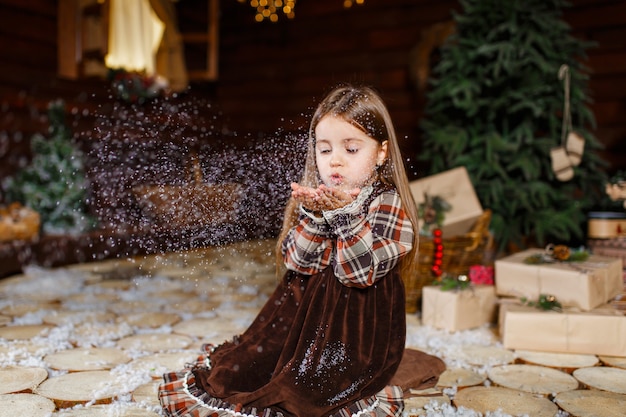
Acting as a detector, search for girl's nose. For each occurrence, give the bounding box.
[330,154,342,166]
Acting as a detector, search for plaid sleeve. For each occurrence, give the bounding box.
[281,208,333,275]
[324,190,413,288]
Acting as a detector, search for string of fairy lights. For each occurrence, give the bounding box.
[237,0,365,22]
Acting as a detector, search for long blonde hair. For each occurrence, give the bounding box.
[276,84,420,280]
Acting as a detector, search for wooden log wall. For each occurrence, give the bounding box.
[0,0,625,275]
[208,0,626,177]
[567,0,626,175]
[1,0,625,182]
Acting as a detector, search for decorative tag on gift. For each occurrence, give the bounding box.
[523,244,589,265]
[520,294,563,312]
[433,273,471,291]
[410,167,483,237]
[418,192,451,237]
[469,265,494,285]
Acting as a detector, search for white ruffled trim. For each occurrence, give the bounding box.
[322,185,373,222]
[180,369,381,417]
[182,370,261,417]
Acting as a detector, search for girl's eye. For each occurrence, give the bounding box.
[346,148,359,153]
[318,148,331,154]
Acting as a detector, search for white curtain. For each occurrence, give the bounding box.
[148,0,189,92]
[105,0,165,75]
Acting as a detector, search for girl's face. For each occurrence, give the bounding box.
[314,115,388,191]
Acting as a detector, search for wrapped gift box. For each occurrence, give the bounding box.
[495,249,623,311]
[499,301,626,357]
[421,285,497,332]
[409,166,483,237]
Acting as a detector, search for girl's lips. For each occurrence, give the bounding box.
[330,173,343,184]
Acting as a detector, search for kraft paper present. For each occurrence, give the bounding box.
[421,285,497,332]
[495,249,623,311]
[409,166,483,237]
[499,301,626,357]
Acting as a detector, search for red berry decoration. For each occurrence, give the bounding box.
[431,228,444,277]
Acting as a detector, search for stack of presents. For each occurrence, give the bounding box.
[410,167,626,357]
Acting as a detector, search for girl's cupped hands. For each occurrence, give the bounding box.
[291,183,360,212]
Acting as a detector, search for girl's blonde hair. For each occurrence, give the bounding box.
[276,84,420,281]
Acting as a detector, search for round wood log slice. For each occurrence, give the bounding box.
[126,351,198,379]
[34,370,125,408]
[116,333,193,352]
[54,404,161,416]
[0,274,27,292]
[62,292,119,306]
[0,366,48,394]
[0,393,55,417]
[43,310,116,326]
[44,347,131,371]
[216,292,259,303]
[599,355,626,369]
[67,258,137,275]
[131,381,160,406]
[453,386,559,417]
[0,324,53,340]
[149,291,195,304]
[166,298,221,314]
[1,302,57,316]
[554,389,626,417]
[404,393,451,416]
[155,266,202,279]
[172,317,245,341]
[71,322,135,346]
[453,345,515,367]
[217,306,262,322]
[487,364,579,395]
[0,341,49,360]
[89,279,133,291]
[573,366,626,394]
[435,368,486,389]
[117,312,181,328]
[0,301,59,317]
[515,349,599,371]
[107,300,160,315]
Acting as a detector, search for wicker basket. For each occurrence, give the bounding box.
[0,202,41,242]
[133,154,243,230]
[404,209,492,313]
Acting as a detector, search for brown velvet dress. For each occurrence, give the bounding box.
[192,264,405,417]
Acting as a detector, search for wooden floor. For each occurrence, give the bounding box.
[0,239,625,417]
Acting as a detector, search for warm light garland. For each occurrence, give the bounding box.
[343,0,365,7]
[238,0,364,22]
[238,0,296,22]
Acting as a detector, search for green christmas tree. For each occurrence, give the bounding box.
[419,0,608,253]
[3,100,95,235]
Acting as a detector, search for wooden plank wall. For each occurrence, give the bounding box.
[0,0,624,274]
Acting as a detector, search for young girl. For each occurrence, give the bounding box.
[159,85,444,417]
